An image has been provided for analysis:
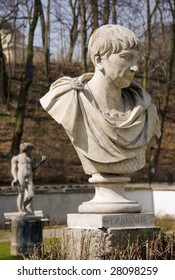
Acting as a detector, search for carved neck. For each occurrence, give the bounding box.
[87,73,124,112]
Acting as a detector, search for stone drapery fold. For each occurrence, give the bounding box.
[40,73,160,165]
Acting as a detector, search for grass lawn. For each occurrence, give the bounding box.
[0,227,62,260]
[0,235,61,260]
[0,241,22,260]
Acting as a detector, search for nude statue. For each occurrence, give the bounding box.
[40,24,160,176]
[11,142,46,214]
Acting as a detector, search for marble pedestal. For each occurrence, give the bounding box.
[78,174,142,213]
[63,175,160,259]
[11,214,43,256]
[63,212,160,260]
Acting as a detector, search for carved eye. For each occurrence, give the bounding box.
[120,53,131,60]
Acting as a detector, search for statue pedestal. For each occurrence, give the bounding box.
[78,174,142,213]
[63,212,160,260]
[11,214,43,256]
[62,175,160,259]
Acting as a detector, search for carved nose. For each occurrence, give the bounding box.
[130,65,139,72]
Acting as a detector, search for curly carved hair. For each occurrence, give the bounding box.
[88,24,140,64]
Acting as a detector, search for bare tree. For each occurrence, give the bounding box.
[112,0,117,24]
[89,0,99,31]
[80,0,87,72]
[143,0,160,90]
[11,0,41,155]
[0,35,9,104]
[66,0,80,63]
[153,0,175,166]
[102,0,110,24]
[39,0,50,86]
[44,0,50,86]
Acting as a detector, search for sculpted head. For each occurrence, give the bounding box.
[88,24,140,65]
[20,142,34,153]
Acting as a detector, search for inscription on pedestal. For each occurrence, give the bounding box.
[102,213,154,228]
[67,213,155,229]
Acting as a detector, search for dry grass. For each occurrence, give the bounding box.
[24,232,175,260]
[155,214,175,232]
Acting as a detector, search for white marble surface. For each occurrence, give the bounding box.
[11,143,46,214]
[40,24,160,176]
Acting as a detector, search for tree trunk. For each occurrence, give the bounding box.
[112,0,117,24]
[143,0,159,90]
[11,0,40,155]
[80,0,87,72]
[143,0,151,90]
[38,0,50,87]
[66,0,80,63]
[44,0,50,87]
[89,0,98,31]
[0,35,9,104]
[102,0,110,25]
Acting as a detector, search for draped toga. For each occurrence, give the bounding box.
[40,73,160,175]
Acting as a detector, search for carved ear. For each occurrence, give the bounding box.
[94,55,103,71]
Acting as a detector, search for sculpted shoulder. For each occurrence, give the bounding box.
[12,153,32,165]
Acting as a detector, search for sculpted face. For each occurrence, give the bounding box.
[99,49,139,88]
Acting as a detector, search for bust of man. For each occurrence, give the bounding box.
[40,24,160,176]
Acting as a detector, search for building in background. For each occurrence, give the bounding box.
[0,20,43,66]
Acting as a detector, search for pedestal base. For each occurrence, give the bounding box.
[11,215,43,256]
[62,212,160,259]
[63,174,159,259]
[62,226,160,260]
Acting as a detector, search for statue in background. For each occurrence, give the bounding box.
[40,24,160,177]
[11,142,46,214]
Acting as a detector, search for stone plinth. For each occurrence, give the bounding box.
[61,226,160,260]
[63,175,160,259]
[67,213,155,229]
[11,215,43,256]
[62,212,160,260]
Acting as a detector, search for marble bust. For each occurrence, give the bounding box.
[40,24,160,176]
